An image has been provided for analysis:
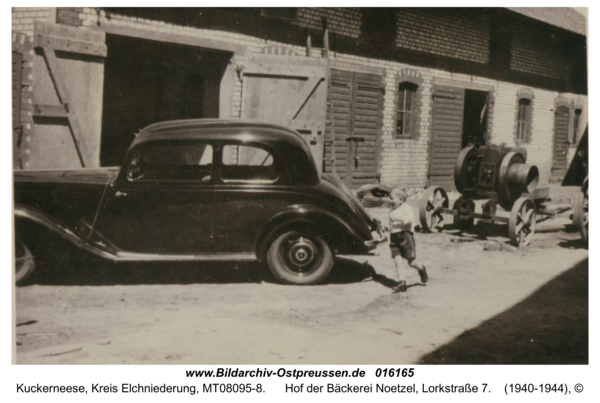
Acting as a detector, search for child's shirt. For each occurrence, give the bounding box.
[389,203,414,233]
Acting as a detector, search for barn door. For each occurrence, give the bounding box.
[429,85,465,189]
[31,21,106,169]
[241,54,328,170]
[324,69,383,187]
[552,105,570,174]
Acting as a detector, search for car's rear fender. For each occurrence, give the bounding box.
[255,204,370,261]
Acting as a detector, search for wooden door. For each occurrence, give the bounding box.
[241,54,328,171]
[325,69,383,187]
[553,105,570,174]
[31,22,106,169]
[429,85,465,189]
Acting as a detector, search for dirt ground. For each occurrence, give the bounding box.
[14,186,588,365]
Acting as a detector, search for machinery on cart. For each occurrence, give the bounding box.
[419,144,547,246]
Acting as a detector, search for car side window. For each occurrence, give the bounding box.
[221,144,278,183]
[126,142,213,182]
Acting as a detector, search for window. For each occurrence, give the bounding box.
[221,145,278,183]
[516,98,531,142]
[396,82,418,138]
[515,89,534,144]
[573,109,582,146]
[126,142,213,182]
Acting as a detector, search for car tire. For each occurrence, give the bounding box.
[322,173,374,228]
[266,229,334,285]
[15,240,35,286]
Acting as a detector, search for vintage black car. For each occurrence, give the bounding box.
[14,119,382,286]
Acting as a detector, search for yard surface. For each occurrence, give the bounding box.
[14,187,588,365]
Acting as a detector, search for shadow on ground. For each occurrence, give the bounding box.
[23,242,374,287]
[416,221,510,240]
[419,258,588,364]
[557,238,588,250]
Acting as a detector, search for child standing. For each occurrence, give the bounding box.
[388,188,428,293]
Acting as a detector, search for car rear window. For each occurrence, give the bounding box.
[221,145,278,183]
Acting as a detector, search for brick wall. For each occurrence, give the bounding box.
[295,8,361,38]
[11,7,53,36]
[511,22,574,80]
[395,8,490,65]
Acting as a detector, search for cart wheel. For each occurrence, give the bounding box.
[573,185,588,244]
[419,186,449,232]
[509,197,536,246]
[453,197,475,231]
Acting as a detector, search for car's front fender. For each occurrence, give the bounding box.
[255,204,371,261]
[14,205,117,260]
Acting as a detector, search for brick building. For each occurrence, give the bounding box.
[12,7,587,189]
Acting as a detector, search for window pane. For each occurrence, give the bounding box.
[221,145,277,182]
[405,90,414,112]
[518,122,525,141]
[397,82,418,137]
[517,98,531,142]
[404,111,412,135]
[396,112,404,135]
[127,142,213,182]
[517,104,524,122]
[398,89,406,110]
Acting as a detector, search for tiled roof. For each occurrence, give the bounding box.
[507,8,587,36]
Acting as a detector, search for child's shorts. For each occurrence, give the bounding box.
[390,231,416,260]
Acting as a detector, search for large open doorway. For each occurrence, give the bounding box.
[462,89,489,148]
[101,35,233,166]
[429,85,490,189]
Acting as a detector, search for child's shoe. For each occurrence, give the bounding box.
[419,266,428,284]
[392,280,407,293]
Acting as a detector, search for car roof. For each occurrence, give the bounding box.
[126,119,320,185]
[131,119,306,148]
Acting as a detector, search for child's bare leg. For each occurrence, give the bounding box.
[393,256,407,292]
[394,256,406,281]
[408,258,428,283]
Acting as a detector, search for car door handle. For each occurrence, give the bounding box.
[115,191,128,197]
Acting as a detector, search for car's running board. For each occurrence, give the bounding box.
[113,251,256,262]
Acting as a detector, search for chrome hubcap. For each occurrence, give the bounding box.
[278,234,323,276]
[288,237,317,268]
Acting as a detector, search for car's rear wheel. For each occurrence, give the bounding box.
[15,240,35,286]
[267,230,333,285]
